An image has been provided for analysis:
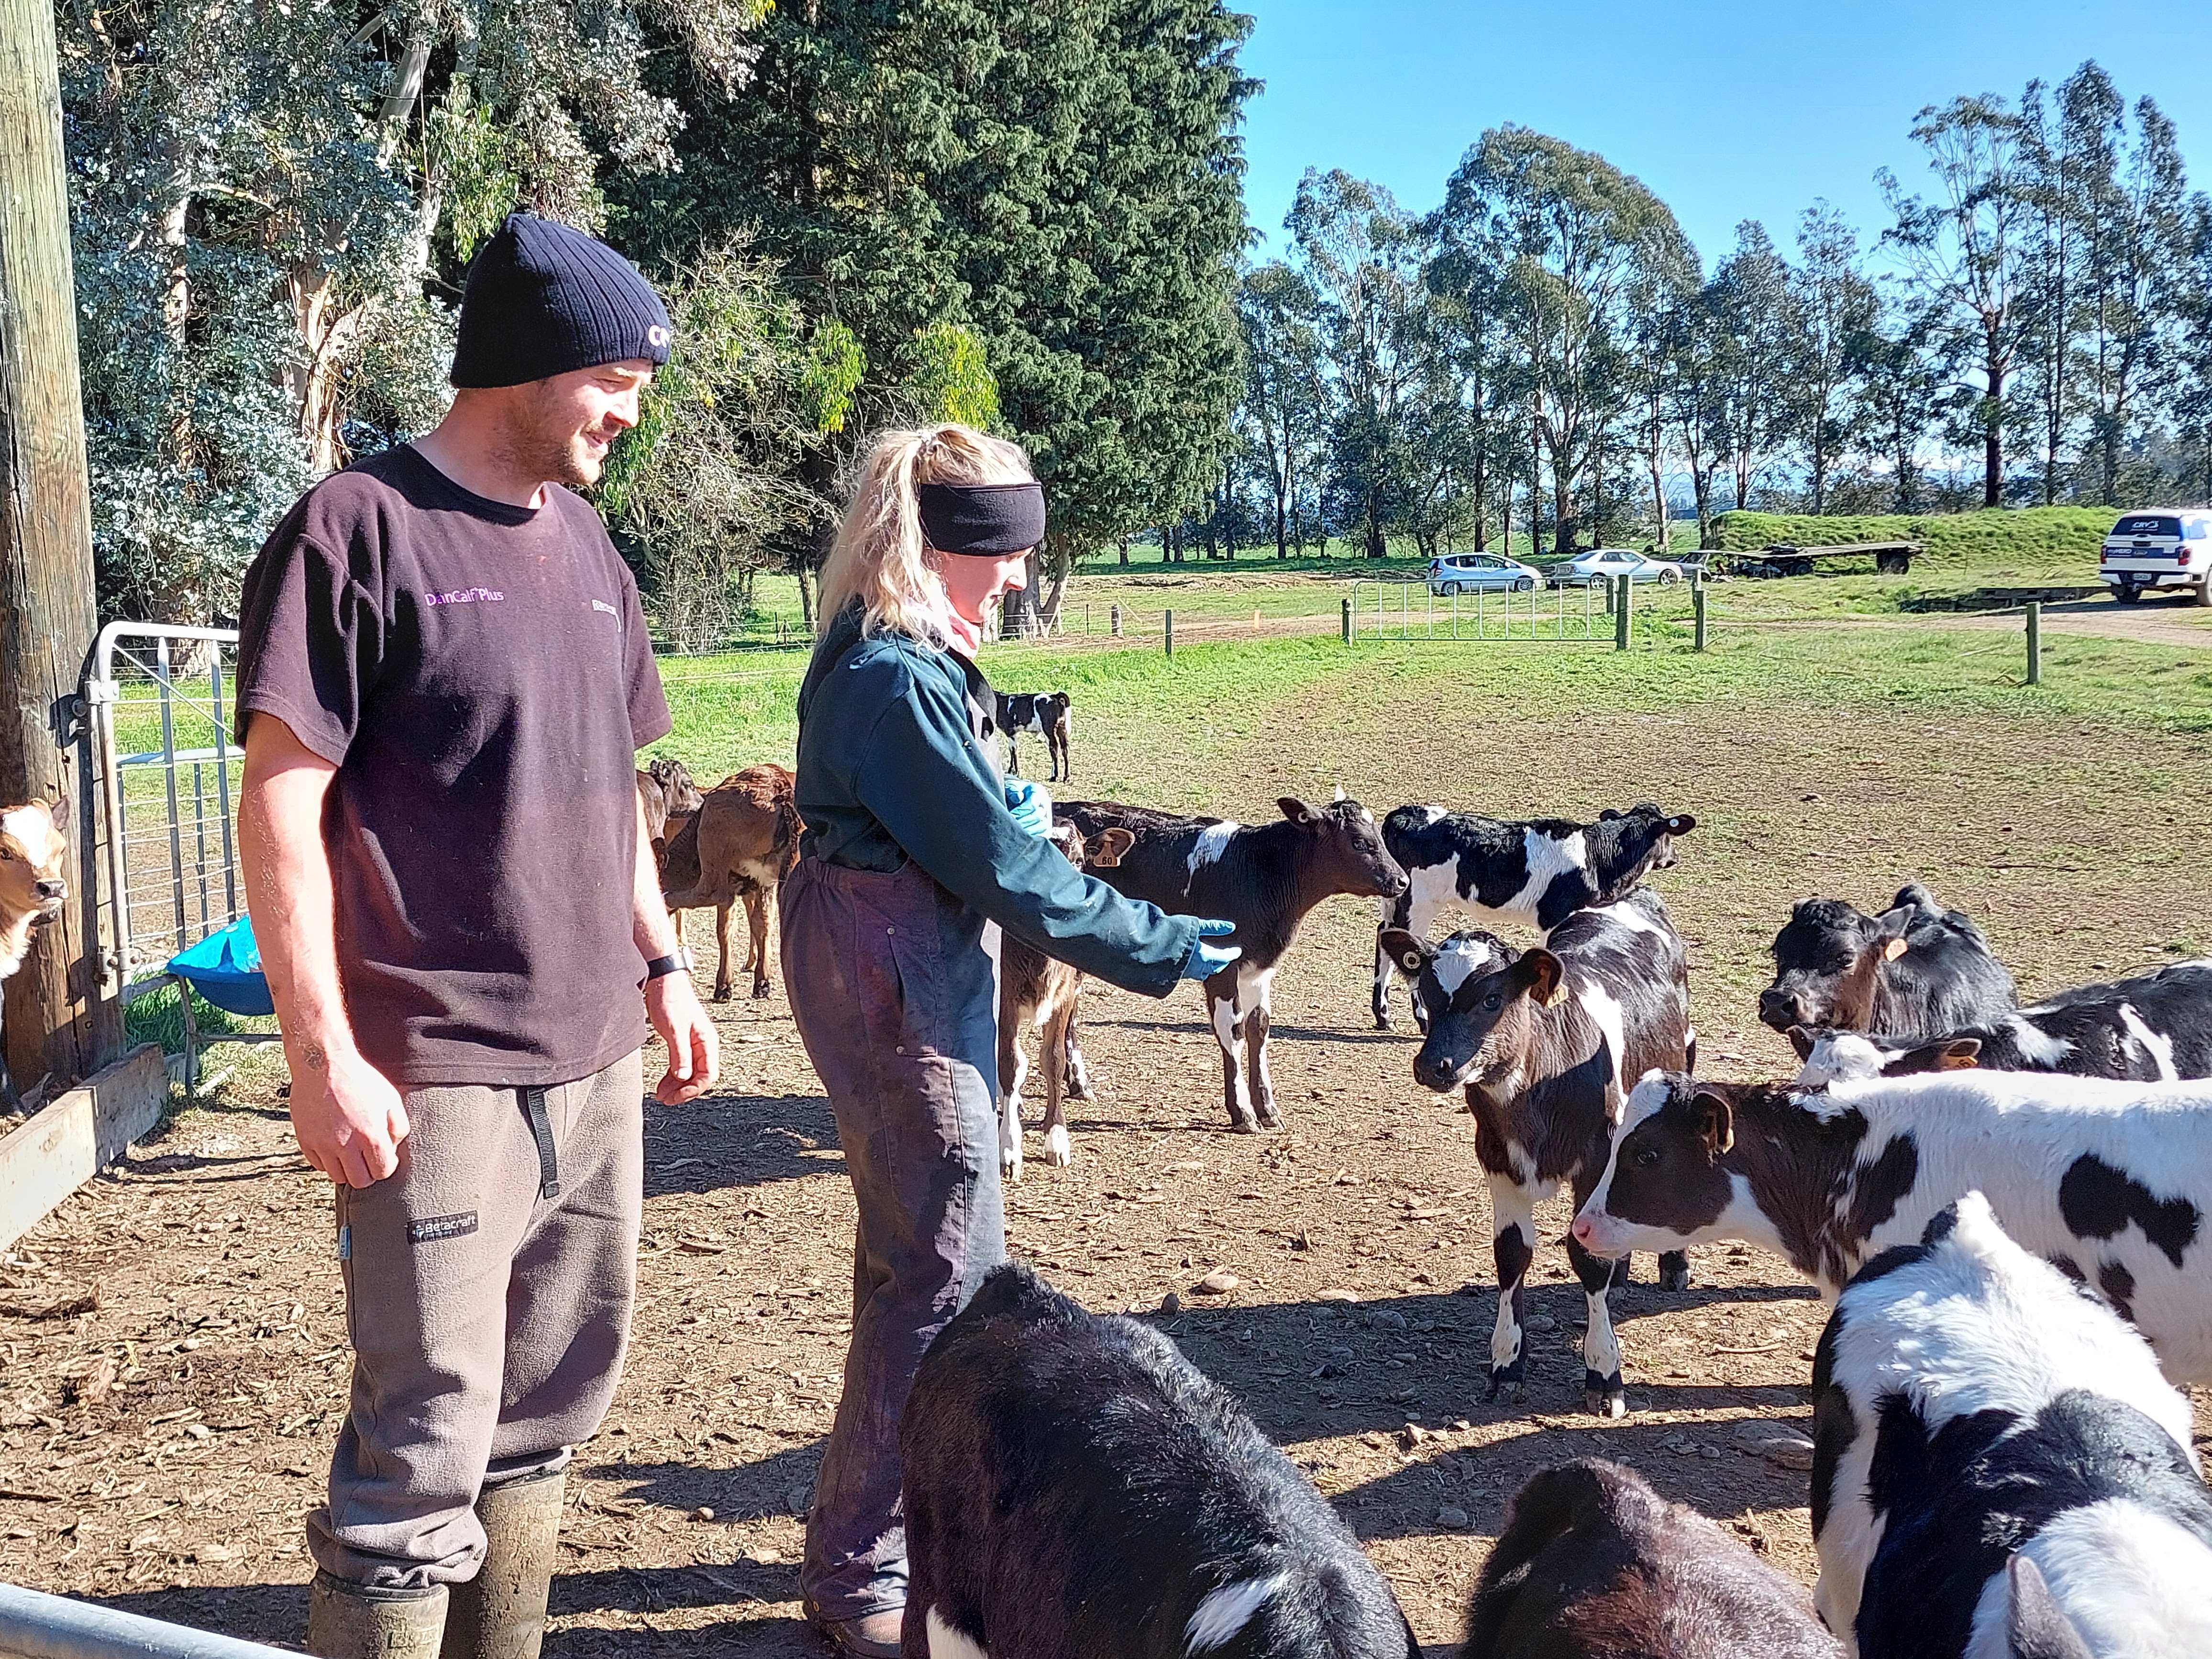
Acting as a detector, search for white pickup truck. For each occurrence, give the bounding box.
[2100,509,2212,606]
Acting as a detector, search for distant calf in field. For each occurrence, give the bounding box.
[0,797,70,1103]
[1465,1459,1839,1659]
[901,1262,1420,1659]
[636,756,705,853]
[996,689,1073,782]
[998,823,1134,1180]
[659,764,799,1000]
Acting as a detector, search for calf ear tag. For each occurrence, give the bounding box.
[1881,937,1908,962]
[1397,951,1424,973]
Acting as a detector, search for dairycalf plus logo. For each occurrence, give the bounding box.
[592,599,619,619]
[426,586,504,607]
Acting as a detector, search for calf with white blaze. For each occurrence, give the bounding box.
[1811,1193,2212,1658]
[1572,1068,2212,1385]
[1371,800,1694,1029]
[1791,959,2212,1086]
[1381,888,1693,1416]
[1759,882,2016,1036]
[900,1262,1420,1659]
[1464,1458,1840,1659]
[1058,794,1407,1133]
[996,824,1133,1179]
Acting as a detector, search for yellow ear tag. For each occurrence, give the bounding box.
[1882,937,1908,962]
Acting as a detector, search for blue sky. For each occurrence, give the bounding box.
[1237,0,2212,272]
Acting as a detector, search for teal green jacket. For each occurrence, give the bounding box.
[793,603,1196,998]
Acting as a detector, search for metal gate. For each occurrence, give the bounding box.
[1349,579,1605,641]
[76,623,274,1085]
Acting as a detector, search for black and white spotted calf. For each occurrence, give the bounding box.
[901,1262,1421,1659]
[1811,1193,2212,1657]
[1381,888,1693,1417]
[1465,1459,1840,1659]
[995,689,1073,782]
[1758,881,2016,1036]
[1372,801,1695,1029]
[1791,959,2212,1087]
[1059,794,1407,1133]
[1572,1067,2212,1386]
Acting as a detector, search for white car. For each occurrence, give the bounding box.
[1424,553,1544,595]
[2099,509,2212,607]
[1554,548,1688,587]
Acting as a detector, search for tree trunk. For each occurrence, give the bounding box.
[1117,538,1129,566]
[1983,321,2005,508]
[1648,432,1668,553]
[1471,449,1489,551]
[1,0,120,1085]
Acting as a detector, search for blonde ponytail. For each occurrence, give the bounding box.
[818,423,1036,645]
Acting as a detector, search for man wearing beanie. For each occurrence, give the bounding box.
[233,212,718,1659]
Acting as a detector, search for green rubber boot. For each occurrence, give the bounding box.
[306,1571,448,1659]
[441,1467,566,1659]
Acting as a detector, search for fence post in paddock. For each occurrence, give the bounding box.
[1614,575,1632,650]
[1341,596,1352,643]
[1163,608,1173,659]
[2025,601,2041,685]
[0,1581,297,1659]
[1693,582,1708,652]
[1110,604,1122,639]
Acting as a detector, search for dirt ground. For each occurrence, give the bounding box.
[5,651,2211,1654]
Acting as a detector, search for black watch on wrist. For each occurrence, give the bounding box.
[644,948,695,981]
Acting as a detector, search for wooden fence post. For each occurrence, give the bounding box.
[1614,576,1631,650]
[2025,602,2041,686]
[1341,596,1352,644]
[1164,609,1173,659]
[1110,604,1122,639]
[1,0,119,1090]
[1692,583,1707,652]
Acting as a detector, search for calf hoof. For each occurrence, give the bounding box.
[750,981,772,1000]
[1255,1101,1283,1130]
[1484,1360,1526,1404]
[1042,1124,1073,1166]
[1372,1013,1392,1032]
[1066,1071,1093,1102]
[1657,1257,1692,1293]
[712,985,733,1005]
[1583,1369,1628,1418]
[1228,1112,1261,1135]
[1000,1146,1023,1183]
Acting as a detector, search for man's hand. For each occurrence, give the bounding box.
[646,972,719,1106]
[288,1040,411,1188]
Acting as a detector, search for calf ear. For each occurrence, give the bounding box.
[2006,1552,2095,1659]
[1378,928,1431,974]
[1938,1038,1981,1069]
[1520,949,1566,1007]
[1693,1089,1735,1156]
[1088,827,1134,868]
[48,796,70,837]
[1787,1024,1819,1062]
[1278,796,1319,824]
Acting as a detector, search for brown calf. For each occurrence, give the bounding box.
[638,758,707,948]
[659,764,799,1000]
[1,798,71,1103]
[996,825,1133,1181]
[1465,1459,1839,1659]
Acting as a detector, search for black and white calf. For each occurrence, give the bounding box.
[1465,1459,1840,1659]
[1759,882,2016,1036]
[1059,794,1407,1133]
[901,1262,1420,1659]
[1572,1067,2212,1386]
[1381,888,1693,1416]
[1372,800,1695,1029]
[1791,959,2212,1087]
[995,690,1073,782]
[1812,1192,2212,1657]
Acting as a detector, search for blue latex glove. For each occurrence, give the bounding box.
[1181,919,1242,982]
[1004,778,1052,838]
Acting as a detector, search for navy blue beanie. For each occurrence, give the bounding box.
[450,213,674,388]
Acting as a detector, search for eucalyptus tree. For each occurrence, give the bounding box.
[1880,93,2033,506]
[1790,204,1878,513]
[1657,284,1726,545]
[1854,291,1951,512]
[1434,126,1687,553]
[1237,264,1328,558]
[1708,221,1798,510]
[1288,170,1440,558]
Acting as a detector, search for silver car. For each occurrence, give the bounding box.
[1554,548,1688,587]
[1425,553,1544,595]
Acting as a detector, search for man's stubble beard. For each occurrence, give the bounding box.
[496,392,599,490]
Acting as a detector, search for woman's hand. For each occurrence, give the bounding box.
[1181,919,1242,982]
[1005,778,1052,838]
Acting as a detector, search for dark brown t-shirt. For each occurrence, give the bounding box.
[234,445,671,1088]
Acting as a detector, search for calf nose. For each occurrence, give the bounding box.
[1756,988,1798,1031]
[1412,1054,1453,1092]
[1570,1215,1594,1247]
[35,879,66,901]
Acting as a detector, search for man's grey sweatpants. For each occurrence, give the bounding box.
[308,1050,645,1589]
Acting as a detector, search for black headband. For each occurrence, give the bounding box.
[918,481,1046,555]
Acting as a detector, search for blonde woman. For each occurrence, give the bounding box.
[781,425,1236,1656]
